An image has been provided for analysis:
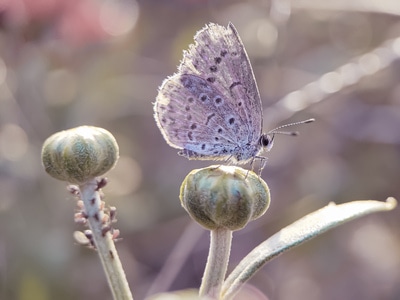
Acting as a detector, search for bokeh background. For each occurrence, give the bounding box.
[0,0,399,299]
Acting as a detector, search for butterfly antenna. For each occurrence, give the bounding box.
[267,118,315,136]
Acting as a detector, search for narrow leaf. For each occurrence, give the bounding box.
[222,198,397,299]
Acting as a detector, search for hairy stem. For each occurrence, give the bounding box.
[79,179,133,300]
[199,228,232,299]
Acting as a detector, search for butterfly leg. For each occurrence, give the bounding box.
[255,156,268,176]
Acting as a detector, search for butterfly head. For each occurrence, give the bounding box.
[260,118,315,152]
[259,134,275,152]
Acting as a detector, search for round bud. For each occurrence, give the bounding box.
[180,165,270,231]
[41,126,119,184]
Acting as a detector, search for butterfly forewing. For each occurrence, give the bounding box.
[155,73,245,160]
[154,23,264,163]
[180,23,263,141]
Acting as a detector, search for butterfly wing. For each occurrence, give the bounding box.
[155,73,246,161]
[154,23,263,162]
[180,23,263,143]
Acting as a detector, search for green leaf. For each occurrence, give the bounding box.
[221,198,397,300]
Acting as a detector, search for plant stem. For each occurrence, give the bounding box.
[79,179,133,300]
[199,228,232,299]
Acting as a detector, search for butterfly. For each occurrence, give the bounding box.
[154,22,313,166]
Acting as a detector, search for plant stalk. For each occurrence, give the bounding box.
[79,179,133,300]
[199,228,232,299]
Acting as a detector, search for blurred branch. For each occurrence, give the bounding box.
[292,0,400,16]
[145,221,204,297]
[264,34,400,126]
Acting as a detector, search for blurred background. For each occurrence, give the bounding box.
[0,0,399,299]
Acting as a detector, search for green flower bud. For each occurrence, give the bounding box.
[180,165,270,231]
[41,126,119,184]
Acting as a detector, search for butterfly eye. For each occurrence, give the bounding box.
[260,134,274,151]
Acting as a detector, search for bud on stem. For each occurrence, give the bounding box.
[41,126,119,184]
[180,165,270,231]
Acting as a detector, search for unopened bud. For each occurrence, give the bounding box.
[180,166,270,231]
[41,126,119,184]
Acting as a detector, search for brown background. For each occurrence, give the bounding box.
[0,0,399,299]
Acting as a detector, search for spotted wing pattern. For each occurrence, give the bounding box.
[154,23,263,163]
